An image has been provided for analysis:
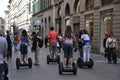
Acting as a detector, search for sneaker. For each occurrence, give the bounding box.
[63,65,67,69]
[69,65,73,69]
[21,61,24,64]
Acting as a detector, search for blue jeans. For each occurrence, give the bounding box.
[20,44,28,56]
[83,45,91,62]
[63,44,73,59]
[0,64,3,80]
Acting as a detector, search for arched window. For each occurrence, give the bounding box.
[58,7,61,17]
[48,16,51,27]
[86,0,94,11]
[102,0,113,5]
[74,0,80,14]
[65,3,70,16]
[45,18,47,34]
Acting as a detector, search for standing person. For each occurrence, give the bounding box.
[44,35,48,48]
[78,30,83,58]
[58,33,63,52]
[6,30,13,60]
[103,34,108,58]
[106,32,118,64]
[31,32,40,66]
[20,30,29,63]
[13,33,21,52]
[0,31,8,80]
[48,27,58,58]
[62,26,76,68]
[81,29,92,63]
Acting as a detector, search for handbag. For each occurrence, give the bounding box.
[47,42,50,47]
[31,45,36,52]
[105,39,114,57]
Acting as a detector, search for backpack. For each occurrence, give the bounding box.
[38,37,43,48]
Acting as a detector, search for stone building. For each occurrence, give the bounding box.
[0,17,5,34]
[54,0,120,54]
[31,0,53,38]
[8,0,32,33]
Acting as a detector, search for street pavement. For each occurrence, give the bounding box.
[6,45,120,80]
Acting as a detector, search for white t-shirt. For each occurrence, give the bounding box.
[0,37,8,64]
[106,37,116,48]
[81,34,91,44]
[81,34,90,40]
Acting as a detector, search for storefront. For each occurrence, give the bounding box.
[85,14,94,40]
[100,9,113,52]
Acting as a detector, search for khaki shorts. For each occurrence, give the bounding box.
[50,44,57,53]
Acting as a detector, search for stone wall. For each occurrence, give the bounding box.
[113,3,120,57]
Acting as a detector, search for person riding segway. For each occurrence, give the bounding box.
[59,26,77,75]
[47,27,60,64]
[16,30,32,69]
[77,29,94,68]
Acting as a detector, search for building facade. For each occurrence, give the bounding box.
[54,0,120,54]
[7,0,120,54]
[4,10,10,32]
[8,0,32,33]
[0,17,5,34]
[31,0,53,38]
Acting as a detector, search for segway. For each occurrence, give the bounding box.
[47,45,60,64]
[16,57,32,69]
[77,57,94,68]
[59,58,77,75]
[3,61,9,80]
[47,54,60,64]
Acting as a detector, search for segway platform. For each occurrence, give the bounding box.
[77,57,94,68]
[47,55,60,64]
[16,57,32,69]
[59,62,77,75]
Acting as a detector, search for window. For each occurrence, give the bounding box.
[48,16,51,27]
[28,2,31,13]
[65,4,70,16]
[86,0,94,11]
[85,14,94,39]
[102,0,113,5]
[58,8,61,17]
[103,12,113,34]
[74,0,80,13]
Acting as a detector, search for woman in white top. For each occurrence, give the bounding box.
[81,29,91,63]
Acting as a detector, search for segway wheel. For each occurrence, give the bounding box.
[57,55,60,64]
[72,62,77,75]
[47,55,50,64]
[28,57,32,68]
[59,62,63,75]
[77,57,83,68]
[16,58,20,69]
[88,58,94,68]
[3,61,8,76]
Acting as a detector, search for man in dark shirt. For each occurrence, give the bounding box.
[6,30,13,59]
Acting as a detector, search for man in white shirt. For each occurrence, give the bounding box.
[106,33,118,64]
[0,31,8,80]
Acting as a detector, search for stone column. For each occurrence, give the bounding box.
[113,2,120,55]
